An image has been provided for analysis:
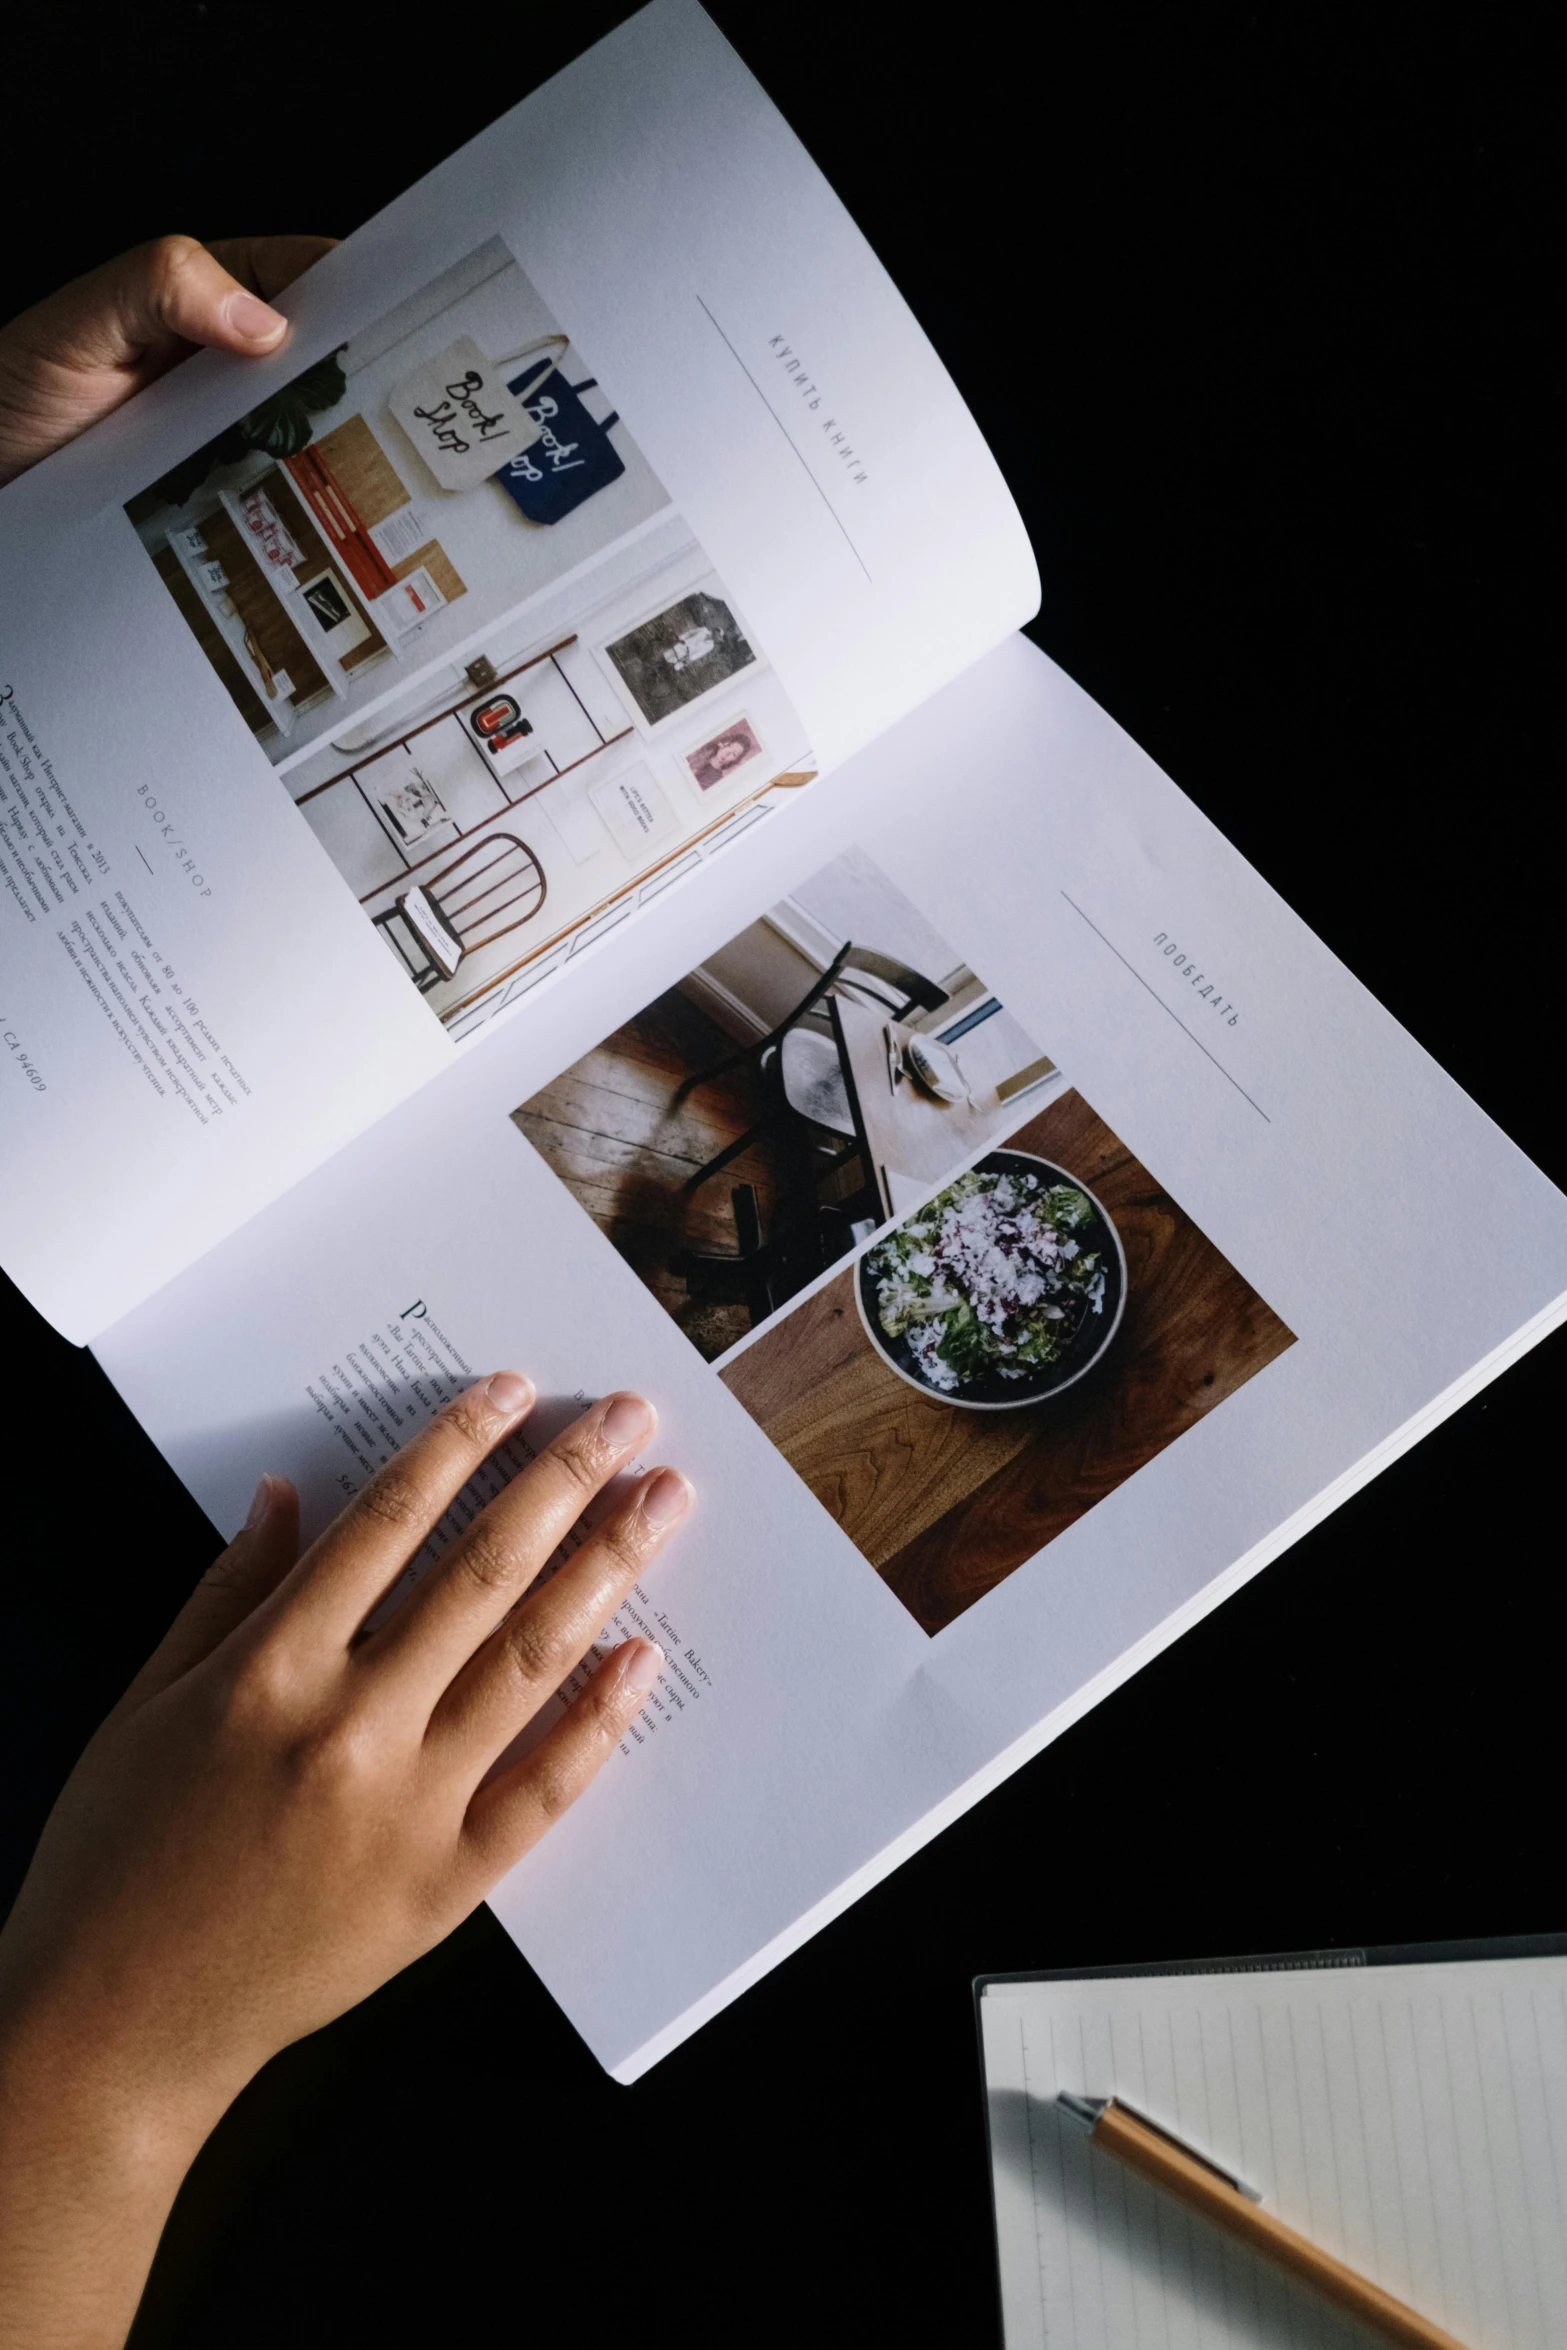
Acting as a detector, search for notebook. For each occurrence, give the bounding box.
[978,1938,1567,2349]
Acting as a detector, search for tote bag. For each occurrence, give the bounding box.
[493,335,626,523]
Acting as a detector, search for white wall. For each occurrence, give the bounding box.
[790,845,968,993]
[686,845,973,1042]
[688,921,821,1039]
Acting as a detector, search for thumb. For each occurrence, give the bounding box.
[121,1475,302,1708]
[18,235,290,378]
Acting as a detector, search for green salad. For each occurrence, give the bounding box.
[866,1164,1108,1393]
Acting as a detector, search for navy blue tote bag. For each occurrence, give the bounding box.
[494,337,626,523]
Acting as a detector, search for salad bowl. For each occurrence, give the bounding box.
[855,1150,1128,1409]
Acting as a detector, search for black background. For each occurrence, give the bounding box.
[1,6,1560,2341]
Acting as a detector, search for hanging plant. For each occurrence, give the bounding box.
[150,347,349,508]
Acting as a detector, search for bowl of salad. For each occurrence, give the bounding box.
[855,1152,1127,1409]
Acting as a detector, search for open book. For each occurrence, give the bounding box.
[3,1,1565,2081]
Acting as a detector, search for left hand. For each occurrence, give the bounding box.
[0,234,337,486]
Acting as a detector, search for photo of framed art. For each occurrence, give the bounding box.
[374,766,451,848]
[296,568,372,659]
[594,583,757,733]
[367,565,447,644]
[684,715,765,792]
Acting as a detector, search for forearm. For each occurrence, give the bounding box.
[0,2013,205,2350]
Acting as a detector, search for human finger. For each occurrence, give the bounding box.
[362,1392,657,1694]
[428,1464,692,1769]
[8,237,289,382]
[205,233,339,303]
[119,1474,300,1707]
[279,1373,537,1646]
[0,235,338,488]
[461,1638,667,1881]
[111,235,291,360]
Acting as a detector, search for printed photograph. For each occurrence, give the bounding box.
[512,847,1056,1360]
[125,239,816,1038]
[598,590,756,729]
[686,717,764,791]
[718,1086,1296,1634]
[126,239,670,767]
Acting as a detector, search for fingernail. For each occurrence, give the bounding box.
[601,1392,655,1448]
[623,1639,665,1696]
[245,1473,275,1530]
[640,1467,692,1529]
[225,289,286,342]
[486,1370,534,1415]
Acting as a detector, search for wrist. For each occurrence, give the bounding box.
[0,1983,216,2199]
[0,2004,204,2350]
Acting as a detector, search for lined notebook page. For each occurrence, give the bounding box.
[980,1958,1567,2350]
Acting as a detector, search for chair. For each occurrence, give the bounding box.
[676,942,947,1193]
[375,832,546,992]
[670,1183,878,1329]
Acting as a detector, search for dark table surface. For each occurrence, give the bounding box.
[3,8,1559,2343]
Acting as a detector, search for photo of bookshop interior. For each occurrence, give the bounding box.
[277,517,813,1032]
[122,229,814,1035]
[124,239,671,766]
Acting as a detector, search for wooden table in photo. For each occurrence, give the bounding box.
[830,995,1054,1218]
[720,1088,1296,1634]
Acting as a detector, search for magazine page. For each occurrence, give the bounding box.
[94,632,1567,2081]
[0,0,1036,1346]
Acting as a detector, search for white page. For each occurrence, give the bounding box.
[0,0,1035,1345]
[95,636,1567,2080]
[980,1956,1567,2350]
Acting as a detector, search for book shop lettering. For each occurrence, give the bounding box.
[133,786,210,895]
[509,396,586,480]
[1153,933,1239,1024]
[414,373,512,456]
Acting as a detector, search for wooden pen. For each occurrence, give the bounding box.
[1057,2093,1470,2350]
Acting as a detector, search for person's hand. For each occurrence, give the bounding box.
[0,234,337,486]
[0,1376,690,2350]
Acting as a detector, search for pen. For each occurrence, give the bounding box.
[1056,2093,1471,2350]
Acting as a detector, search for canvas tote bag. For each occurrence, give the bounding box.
[493,334,627,523]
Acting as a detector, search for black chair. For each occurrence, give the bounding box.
[676,942,947,1193]
[671,1183,876,1329]
[374,832,546,992]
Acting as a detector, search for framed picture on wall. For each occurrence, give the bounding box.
[356,745,457,852]
[593,580,758,734]
[684,714,766,792]
[376,769,451,847]
[296,567,373,658]
[368,565,448,645]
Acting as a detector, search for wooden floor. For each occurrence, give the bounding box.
[514,989,798,1360]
